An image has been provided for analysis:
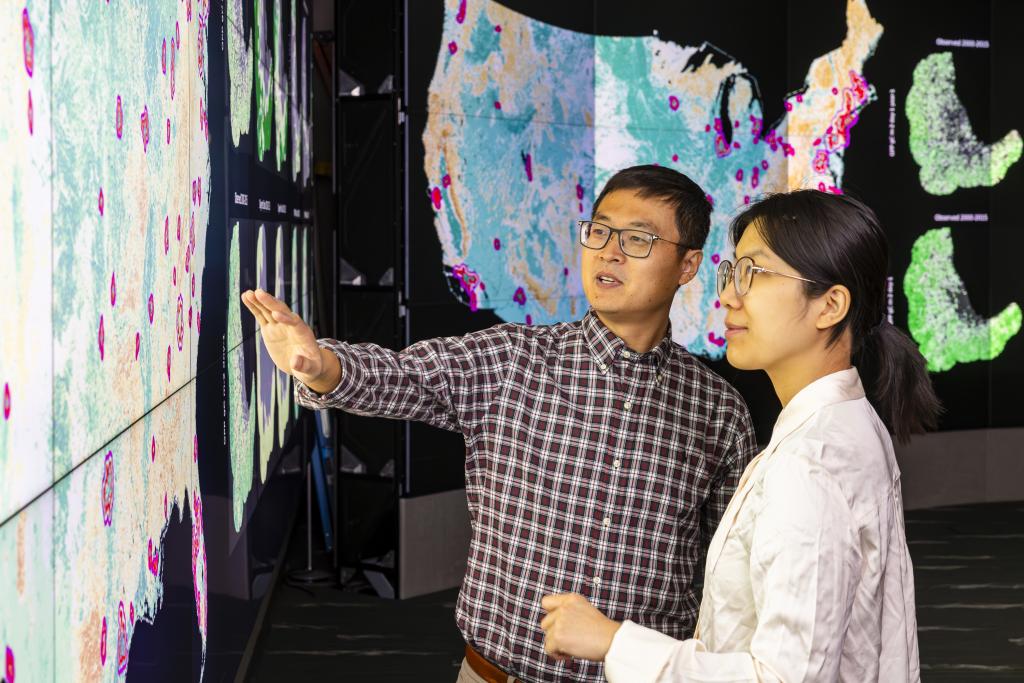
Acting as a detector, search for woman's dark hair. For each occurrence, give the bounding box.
[594,164,712,251]
[730,189,941,444]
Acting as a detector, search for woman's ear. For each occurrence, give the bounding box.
[816,284,851,330]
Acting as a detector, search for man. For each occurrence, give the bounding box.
[242,165,757,683]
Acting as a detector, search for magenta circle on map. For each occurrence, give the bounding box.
[98,315,105,361]
[116,601,128,674]
[3,383,10,421]
[22,8,33,77]
[140,106,150,152]
[101,450,114,526]
[170,37,177,99]
[176,295,185,351]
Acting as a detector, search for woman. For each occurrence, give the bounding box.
[539,190,940,682]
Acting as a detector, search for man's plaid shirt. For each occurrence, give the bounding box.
[295,311,757,683]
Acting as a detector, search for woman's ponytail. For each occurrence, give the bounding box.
[858,321,942,444]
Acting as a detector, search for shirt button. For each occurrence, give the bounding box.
[622,350,631,359]
[623,401,632,411]
[599,362,607,373]
[603,517,611,527]
[613,459,621,469]
[593,577,602,586]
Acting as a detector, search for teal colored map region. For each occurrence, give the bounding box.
[51,0,210,477]
[423,0,883,357]
[0,0,53,524]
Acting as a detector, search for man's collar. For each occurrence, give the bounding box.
[582,310,674,370]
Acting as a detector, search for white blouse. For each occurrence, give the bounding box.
[604,368,920,682]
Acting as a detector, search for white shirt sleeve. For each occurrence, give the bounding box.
[605,621,761,682]
[604,449,861,683]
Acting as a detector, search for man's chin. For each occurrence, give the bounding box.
[584,286,627,309]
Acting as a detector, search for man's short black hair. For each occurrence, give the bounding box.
[593,164,712,252]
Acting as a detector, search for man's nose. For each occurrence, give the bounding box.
[599,235,626,261]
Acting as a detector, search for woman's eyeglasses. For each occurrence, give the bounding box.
[716,256,820,297]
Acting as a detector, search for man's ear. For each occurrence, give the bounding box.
[678,250,703,286]
[816,284,851,330]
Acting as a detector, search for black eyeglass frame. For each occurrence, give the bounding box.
[577,220,693,259]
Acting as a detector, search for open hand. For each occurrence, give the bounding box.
[240,289,339,392]
[540,593,621,663]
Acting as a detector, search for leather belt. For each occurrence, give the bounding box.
[465,643,522,683]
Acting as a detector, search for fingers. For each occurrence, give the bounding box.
[540,612,555,632]
[541,593,571,611]
[542,592,586,613]
[243,289,303,329]
[543,631,562,656]
[241,291,270,326]
[254,288,295,317]
[271,309,303,326]
[543,628,570,662]
[541,596,566,660]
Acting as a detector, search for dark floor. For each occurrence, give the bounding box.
[247,502,1024,682]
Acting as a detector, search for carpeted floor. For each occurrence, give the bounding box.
[246,501,1024,682]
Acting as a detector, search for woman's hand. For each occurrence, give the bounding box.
[540,593,622,662]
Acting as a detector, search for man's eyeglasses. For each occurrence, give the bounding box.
[716,256,820,297]
[578,220,689,259]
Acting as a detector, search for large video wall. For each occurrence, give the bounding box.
[0,0,313,680]
[409,0,1024,433]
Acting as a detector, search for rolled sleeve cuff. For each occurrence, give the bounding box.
[293,339,360,409]
[604,620,688,683]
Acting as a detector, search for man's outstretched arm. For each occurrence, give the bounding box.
[240,288,515,434]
